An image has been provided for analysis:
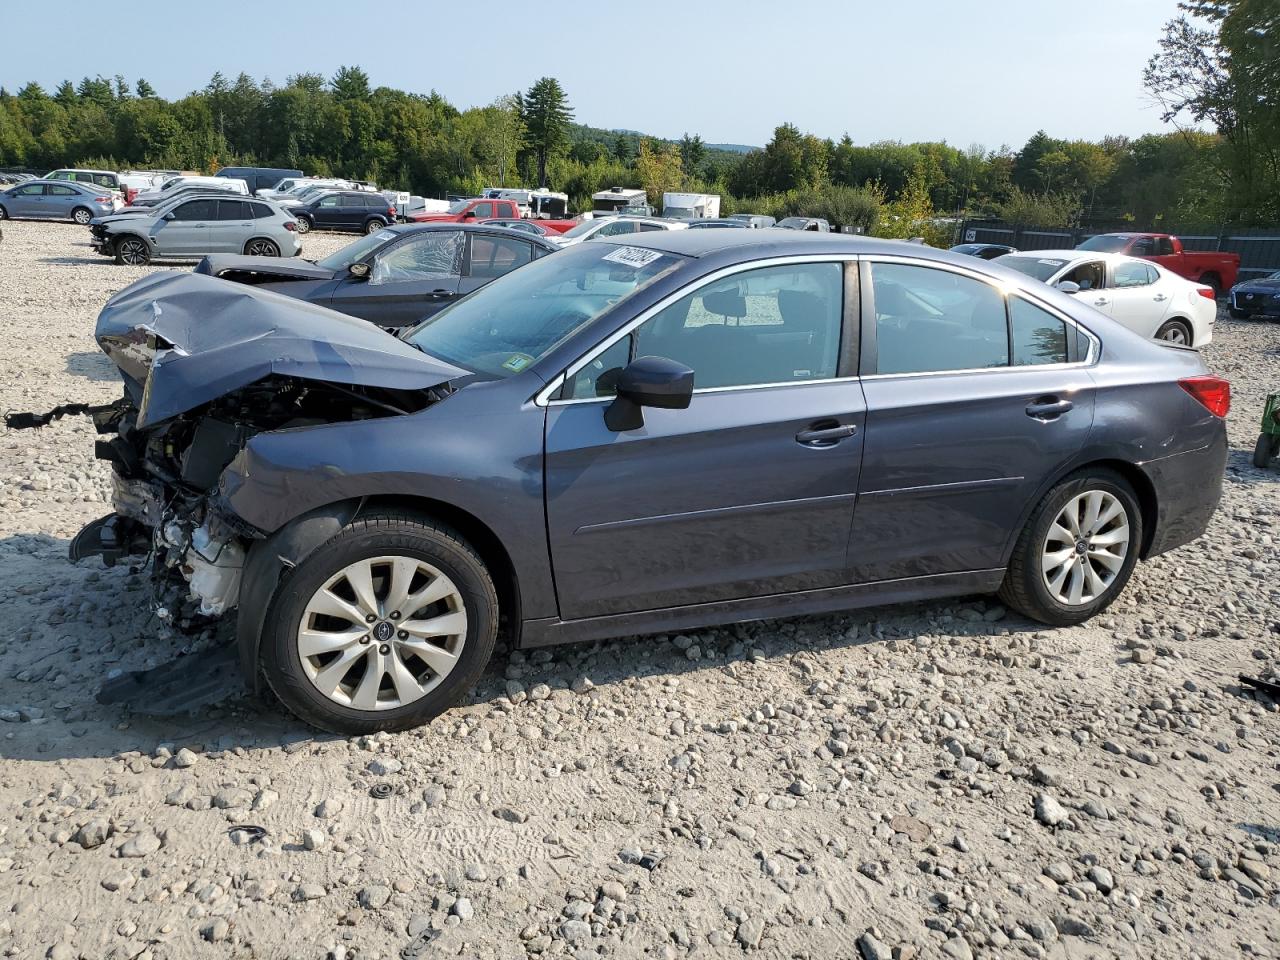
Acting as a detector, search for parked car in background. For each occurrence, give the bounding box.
[776,217,831,232]
[284,190,398,235]
[550,216,687,246]
[216,166,304,194]
[91,195,300,265]
[951,242,1017,259]
[1227,270,1280,319]
[114,184,257,215]
[407,197,522,224]
[996,249,1216,346]
[257,177,349,201]
[45,169,125,198]
[0,179,117,224]
[726,214,776,228]
[133,175,248,207]
[687,218,749,229]
[1076,232,1239,295]
[69,230,1229,732]
[483,218,557,237]
[195,223,554,327]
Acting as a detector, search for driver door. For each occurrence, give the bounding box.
[327,230,463,327]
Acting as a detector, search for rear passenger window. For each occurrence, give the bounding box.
[469,235,532,279]
[216,200,248,220]
[871,263,1008,374]
[47,185,77,196]
[629,262,843,390]
[1010,297,1068,366]
[1113,261,1156,288]
[250,203,273,218]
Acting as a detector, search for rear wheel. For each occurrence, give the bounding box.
[999,468,1142,626]
[245,238,280,257]
[294,215,312,235]
[364,218,385,235]
[1155,319,1193,345]
[113,236,150,266]
[71,206,93,226]
[1255,434,1280,469]
[260,513,499,734]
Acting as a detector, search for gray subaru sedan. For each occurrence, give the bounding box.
[40,230,1228,733]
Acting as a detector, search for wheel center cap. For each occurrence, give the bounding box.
[372,620,395,642]
[1075,539,1088,555]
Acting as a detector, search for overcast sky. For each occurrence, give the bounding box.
[2,0,1182,149]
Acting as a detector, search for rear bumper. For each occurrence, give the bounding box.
[1141,428,1228,558]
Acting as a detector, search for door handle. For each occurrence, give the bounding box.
[1152,293,1167,302]
[795,423,858,446]
[1026,397,1073,421]
[1092,297,1109,306]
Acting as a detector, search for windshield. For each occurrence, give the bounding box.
[996,255,1068,282]
[1076,234,1132,253]
[664,207,695,219]
[776,217,806,228]
[159,178,181,191]
[314,230,397,271]
[403,243,685,378]
[447,199,471,213]
[562,219,608,239]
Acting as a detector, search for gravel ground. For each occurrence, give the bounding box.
[0,219,1278,960]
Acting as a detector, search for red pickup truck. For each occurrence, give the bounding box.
[1076,232,1239,295]
[408,197,577,233]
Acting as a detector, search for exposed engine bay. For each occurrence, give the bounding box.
[8,270,465,633]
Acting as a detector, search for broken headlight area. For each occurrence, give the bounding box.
[65,374,451,623]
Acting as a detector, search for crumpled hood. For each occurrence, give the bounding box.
[92,210,153,225]
[194,254,336,281]
[96,272,467,428]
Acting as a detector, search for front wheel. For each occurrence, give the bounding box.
[999,468,1142,626]
[113,236,151,266]
[1155,319,1193,345]
[1255,433,1280,469]
[0,204,9,220]
[71,206,93,225]
[260,514,499,734]
[245,238,280,257]
[294,215,312,235]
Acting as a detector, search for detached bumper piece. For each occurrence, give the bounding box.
[69,514,148,567]
[96,642,246,716]
[4,401,118,431]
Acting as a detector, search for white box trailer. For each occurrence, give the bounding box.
[592,187,647,215]
[662,192,720,219]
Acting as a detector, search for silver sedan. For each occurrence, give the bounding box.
[0,179,118,224]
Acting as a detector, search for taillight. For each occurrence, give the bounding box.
[1179,376,1230,417]
[94,196,111,203]
[1194,287,1216,301]
[283,221,296,232]
[387,207,395,217]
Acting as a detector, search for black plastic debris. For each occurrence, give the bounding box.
[96,643,246,715]
[369,782,394,800]
[228,824,268,845]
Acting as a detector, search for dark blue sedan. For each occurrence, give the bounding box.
[65,230,1230,732]
[1228,270,1280,319]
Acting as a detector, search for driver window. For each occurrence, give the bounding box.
[1061,261,1105,291]
[370,232,463,284]
[171,199,217,221]
[628,262,843,390]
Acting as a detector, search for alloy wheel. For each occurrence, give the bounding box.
[295,217,311,234]
[297,555,468,711]
[73,207,92,225]
[118,239,148,265]
[1040,490,1130,605]
[247,239,279,257]
[1157,322,1190,345]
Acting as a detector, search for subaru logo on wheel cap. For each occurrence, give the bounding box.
[373,621,395,642]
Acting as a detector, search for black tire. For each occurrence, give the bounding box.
[259,513,499,735]
[999,468,1143,627]
[1255,433,1280,469]
[1154,318,1193,346]
[1228,307,1250,320]
[113,236,150,266]
[364,218,386,235]
[244,238,280,257]
[294,215,312,235]
[71,206,93,226]
[0,204,8,220]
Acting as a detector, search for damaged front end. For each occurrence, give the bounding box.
[16,272,465,630]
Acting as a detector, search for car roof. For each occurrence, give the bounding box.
[380,221,558,249]
[596,229,949,259]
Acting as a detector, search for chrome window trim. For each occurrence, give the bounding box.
[861,253,1100,373]
[536,253,859,406]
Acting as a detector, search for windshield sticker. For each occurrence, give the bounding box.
[602,246,663,268]
[501,353,534,373]
[375,231,397,241]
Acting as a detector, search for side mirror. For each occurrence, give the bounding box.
[348,262,371,279]
[162,211,175,221]
[604,356,695,431]
[1056,280,1080,294]
[462,210,476,219]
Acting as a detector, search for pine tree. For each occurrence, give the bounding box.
[521,77,573,188]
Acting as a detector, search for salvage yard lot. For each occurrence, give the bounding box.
[0,220,1278,959]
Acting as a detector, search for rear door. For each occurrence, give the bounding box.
[45,183,81,218]
[850,257,1095,583]
[213,198,254,253]
[460,232,534,296]
[1105,260,1167,338]
[327,229,463,327]
[544,258,865,619]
